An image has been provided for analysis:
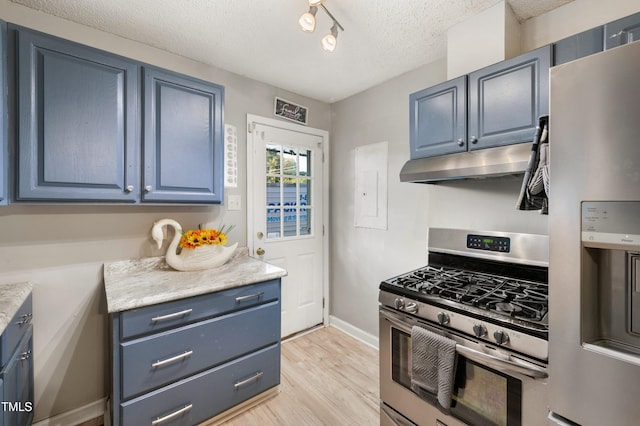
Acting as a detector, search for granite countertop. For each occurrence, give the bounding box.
[103,248,287,313]
[0,282,33,335]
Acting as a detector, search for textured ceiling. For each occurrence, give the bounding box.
[10,0,574,103]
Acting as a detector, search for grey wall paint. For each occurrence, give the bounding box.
[0,1,331,421]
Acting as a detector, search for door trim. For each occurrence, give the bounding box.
[246,114,330,329]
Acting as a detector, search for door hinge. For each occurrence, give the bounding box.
[248,122,255,133]
[322,225,325,236]
[323,298,325,309]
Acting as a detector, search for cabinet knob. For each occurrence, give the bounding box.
[125,185,134,193]
[470,136,478,144]
[456,138,464,147]
[145,185,153,192]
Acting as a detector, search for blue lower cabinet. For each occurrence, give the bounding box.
[121,301,280,399]
[0,21,7,206]
[120,344,280,426]
[119,279,280,340]
[0,293,34,426]
[0,327,34,426]
[112,280,282,426]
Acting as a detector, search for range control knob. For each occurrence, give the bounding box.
[437,312,450,325]
[493,330,510,345]
[405,302,418,314]
[472,323,487,337]
[394,298,405,310]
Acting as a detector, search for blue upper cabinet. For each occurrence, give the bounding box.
[468,45,551,151]
[409,76,467,159]
[553,26,604,65]
[142,67,224,204]
[409,46,550,159]
[605,12,640,49]
[13,26,139,202]
[0,21,6,206]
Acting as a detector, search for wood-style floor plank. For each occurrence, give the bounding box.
[220,326,380,426]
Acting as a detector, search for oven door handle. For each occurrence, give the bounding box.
[455,345,548,379]
[380,309,548,379]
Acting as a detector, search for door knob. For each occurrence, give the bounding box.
[256,248,265,256]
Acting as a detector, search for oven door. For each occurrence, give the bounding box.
[379,307,549,426]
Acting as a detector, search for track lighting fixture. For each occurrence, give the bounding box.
[298,6,318,32]
[321,23,338,52]
[297,0,344,52]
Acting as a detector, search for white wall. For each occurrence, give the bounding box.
[0,0,331,422]
[328,0,640,341]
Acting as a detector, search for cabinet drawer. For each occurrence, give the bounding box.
[120,280,280,340]
[121,301,280,400]
[120,343,280,426]
[0,294,32,368]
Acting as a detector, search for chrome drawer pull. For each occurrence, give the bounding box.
[151,404,193,425]
[151,350,193,368]
[234,371,263,389]
[235,292,264,303]
[15,313,33,325]
[151,309,193,322]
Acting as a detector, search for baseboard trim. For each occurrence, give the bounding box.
[32,398,105,426]
[329,315,379,350]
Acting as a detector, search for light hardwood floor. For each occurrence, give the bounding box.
[220,326,380,426]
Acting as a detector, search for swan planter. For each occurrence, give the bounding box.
[151,218,238,272]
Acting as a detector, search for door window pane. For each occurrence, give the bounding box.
[266,144,281,175]
[283,179,297,206]
[267,207,281,238]
[300,208,311,236]
[283,207,297,237]
[264,144,313,239]
[283,146,297,176]
[300,149,311,177]
[300,177,311,207]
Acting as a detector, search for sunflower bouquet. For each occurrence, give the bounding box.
[178,224,235,249]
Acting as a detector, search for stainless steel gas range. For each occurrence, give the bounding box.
[379,228,549,426]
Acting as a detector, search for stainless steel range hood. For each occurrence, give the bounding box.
[399,143,532,183]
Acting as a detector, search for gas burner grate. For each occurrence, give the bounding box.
[384,265,548,322]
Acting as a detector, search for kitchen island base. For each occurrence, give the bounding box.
[104,252,286,426]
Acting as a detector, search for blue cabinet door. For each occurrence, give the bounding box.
[468,45,551,151]
[0,22,6,205]
[0,327,34,426]
[409,76,467,159]
[554,26,603,65]
[605,12,640,49]
[142,67,224,204]
[13,26,139,202]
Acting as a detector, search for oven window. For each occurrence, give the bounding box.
[452,357,522,426]
[391,328,412,388]
[391,327,522,426]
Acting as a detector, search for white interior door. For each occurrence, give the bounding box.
[248,117,326,338]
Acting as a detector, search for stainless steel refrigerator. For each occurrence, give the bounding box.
[549,40,640,425]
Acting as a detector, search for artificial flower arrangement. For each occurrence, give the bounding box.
[178,224,235,249]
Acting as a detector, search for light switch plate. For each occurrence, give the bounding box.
[228,194,241,211]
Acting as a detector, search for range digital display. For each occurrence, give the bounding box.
[467,234,510,253]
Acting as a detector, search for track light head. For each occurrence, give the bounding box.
[321,23,338,52]
[298,6,318,32]
[308,0,324,5]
